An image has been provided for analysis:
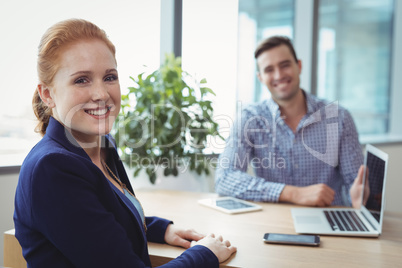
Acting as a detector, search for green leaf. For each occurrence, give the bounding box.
[150,172,157,184]
[133,168,142,177]
[163,168,171,176]
[196,164,203,175]
[114,53,225,184]
[172,167,178,176]
[200,87,216,96]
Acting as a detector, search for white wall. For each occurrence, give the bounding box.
[374,143,402,213]
[0,172,19,265]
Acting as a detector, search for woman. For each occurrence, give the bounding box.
[14,19,236,268]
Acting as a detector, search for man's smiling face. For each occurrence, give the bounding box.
[257,44,302,103]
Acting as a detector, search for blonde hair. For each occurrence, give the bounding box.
[33,19,116,136]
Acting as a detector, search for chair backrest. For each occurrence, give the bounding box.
[4,229,27,268]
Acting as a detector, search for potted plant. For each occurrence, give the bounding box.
[114,53,222,184]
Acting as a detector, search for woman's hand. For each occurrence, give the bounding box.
[164,224,205,249]
[164,225,237,263]
[191,233,237,263]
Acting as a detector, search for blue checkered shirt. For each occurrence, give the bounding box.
[215,91,363,206]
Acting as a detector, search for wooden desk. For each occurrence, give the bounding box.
[136,190,402,268]
[5,190,402,268]
[4,229,26,268]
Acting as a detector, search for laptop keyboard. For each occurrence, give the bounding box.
[324,210,369,232]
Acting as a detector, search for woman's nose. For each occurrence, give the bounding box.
[92,81,109,101]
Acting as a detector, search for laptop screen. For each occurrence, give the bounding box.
[363,150,386,223]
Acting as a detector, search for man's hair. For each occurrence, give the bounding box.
[254,36,298,63]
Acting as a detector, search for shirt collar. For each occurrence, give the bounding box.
[304,90,316,114]
[267,97,280,119]
[267,89,316,117]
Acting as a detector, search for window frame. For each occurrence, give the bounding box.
[293,0,315,94]
[389,0,402,137]
[294,0,402,144]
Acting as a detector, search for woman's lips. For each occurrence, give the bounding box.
[85,107,110,116]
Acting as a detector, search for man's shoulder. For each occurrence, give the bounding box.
[242,99,272,117]
[305,91,329,109]
[306,91,351,115]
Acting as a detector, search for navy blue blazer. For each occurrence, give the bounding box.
[14,117,218,268]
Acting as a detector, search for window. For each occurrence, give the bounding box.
[181,0,239,151]
[236,0,400,141]
[0,0,161,166]
[237,0,295,105]
[316,0,394,135]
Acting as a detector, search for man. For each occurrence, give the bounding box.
[215,36,364,207]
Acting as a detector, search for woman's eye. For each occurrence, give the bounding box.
[105,75,118,82]
[75,77,88,84]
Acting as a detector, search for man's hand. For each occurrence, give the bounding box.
[164,224,205,249]
[350,165,369,208]
[279,184,335,207]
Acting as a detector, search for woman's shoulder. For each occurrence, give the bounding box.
[19,137,95,185]
[23,137,77,167]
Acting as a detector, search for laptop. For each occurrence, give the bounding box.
[291,144,388,237]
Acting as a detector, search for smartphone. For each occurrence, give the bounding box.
[263,233,320,246]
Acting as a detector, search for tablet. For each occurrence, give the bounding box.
[198,196,263,214]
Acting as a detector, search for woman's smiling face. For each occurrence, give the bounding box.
[45,39,121,143]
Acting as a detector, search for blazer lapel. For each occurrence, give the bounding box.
[46,117,147,239]
[107,180,147,234]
